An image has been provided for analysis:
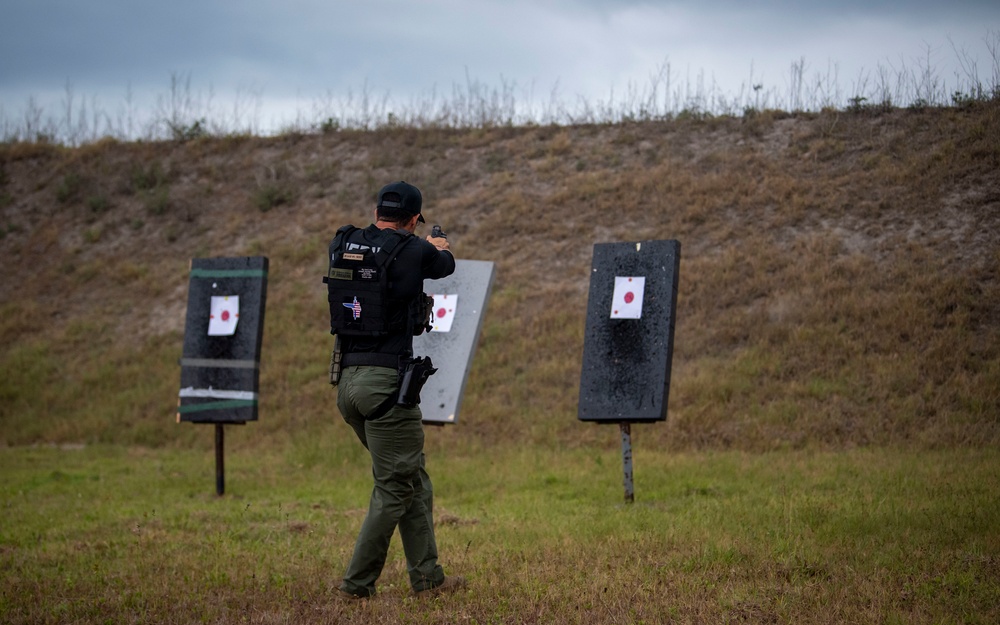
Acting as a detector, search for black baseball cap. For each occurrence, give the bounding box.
[376,181,424,223]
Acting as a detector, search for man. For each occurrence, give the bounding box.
[329,181,464,600]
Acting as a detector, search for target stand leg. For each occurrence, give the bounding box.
[620,422,634,504]
[215,424,225,496]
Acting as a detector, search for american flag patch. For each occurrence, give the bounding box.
[343,296,362,320]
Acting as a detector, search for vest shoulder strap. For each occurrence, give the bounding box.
[330,225,358,253]
[371,229,413,267]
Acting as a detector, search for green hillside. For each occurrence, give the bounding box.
[1,104,998,451]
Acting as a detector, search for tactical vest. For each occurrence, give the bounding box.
[324,226,433,337]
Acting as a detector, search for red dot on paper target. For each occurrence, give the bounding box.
[437,308,447,318]
[624,292,635,304]
[221,310,231,321]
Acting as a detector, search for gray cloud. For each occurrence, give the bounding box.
[2,0,997,132]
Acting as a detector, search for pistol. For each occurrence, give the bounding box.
[397,356,438,407]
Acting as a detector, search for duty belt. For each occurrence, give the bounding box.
[340,352,401,369]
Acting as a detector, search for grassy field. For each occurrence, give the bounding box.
[2,440,999,624]
[2,102,999,622]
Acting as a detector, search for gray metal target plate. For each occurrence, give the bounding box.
[178,256,268,424]
[412,259,496,425]
[578,240,680,423]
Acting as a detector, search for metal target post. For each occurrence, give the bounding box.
[215,424,225,496]
[620,422,634,504]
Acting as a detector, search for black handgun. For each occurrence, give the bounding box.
[430,225,447,239]
[397,357,438,407]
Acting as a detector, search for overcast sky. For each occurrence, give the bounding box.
[2,1,998,135]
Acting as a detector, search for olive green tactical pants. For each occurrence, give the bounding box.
[336,365,444,597]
